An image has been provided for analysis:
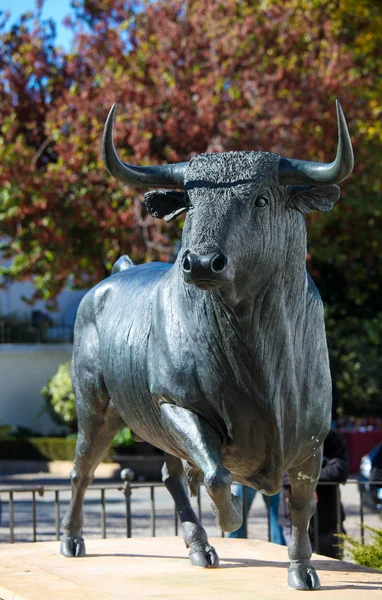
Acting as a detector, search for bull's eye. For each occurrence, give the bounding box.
[255,196,268,208]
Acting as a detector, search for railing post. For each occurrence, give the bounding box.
[125,483,132,538]
[121,468,134,538]
[335,484,342,536]
[243,486,248,539]
[266,494,271,542]
[174,504,178,536]
[9,491,14,543]
[313,498,319,555]
[197,488,202,523]
[55,490,60,540]
[359,485,365,545]
[150,486,156,537]
[101,489,106,539]
[32,491,37,542]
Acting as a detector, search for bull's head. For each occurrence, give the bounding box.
[103,102,353,299]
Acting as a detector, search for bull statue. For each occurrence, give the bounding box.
[61,101,353,590]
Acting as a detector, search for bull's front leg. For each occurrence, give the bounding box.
[159,401,242,533]
[287,451,322,591]
[162,453,219,568]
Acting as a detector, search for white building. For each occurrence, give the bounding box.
[0,278,87,327]
[0,280,87,434]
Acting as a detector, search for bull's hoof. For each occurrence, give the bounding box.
[189,542,219,568]
[211,493,243,532]
[60,535,86,558]
[288,560,320,590]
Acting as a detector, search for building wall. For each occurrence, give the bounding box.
[0,344,73,435]
[0,279,87,325]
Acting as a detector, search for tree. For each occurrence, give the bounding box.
[1,0,381,414]
[0,0,380,311]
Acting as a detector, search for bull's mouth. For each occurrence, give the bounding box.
[185,279,227,290]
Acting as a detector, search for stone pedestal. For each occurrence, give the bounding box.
[0,537,380,599]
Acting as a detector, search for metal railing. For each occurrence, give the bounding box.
[0,322,74,343]
[0,480,380,546]
[0,481,200,543]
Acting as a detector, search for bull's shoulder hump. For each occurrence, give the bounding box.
[113,261,172,277]
[108,261,173,290]
[76,261,173,324]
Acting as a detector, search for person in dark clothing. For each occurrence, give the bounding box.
[369,443,382,510]
[280,429,349,559]
[227,486,286,544]
[370,443,382,483]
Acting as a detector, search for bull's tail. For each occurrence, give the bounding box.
[111,254,135,275]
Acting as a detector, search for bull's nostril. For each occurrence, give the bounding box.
[183,255,191,273]
[211,254,226,273]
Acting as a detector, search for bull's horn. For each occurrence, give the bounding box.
[102,103,187,189]
[278,100,354,185]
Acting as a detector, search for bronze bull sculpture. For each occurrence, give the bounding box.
[61,101,353,590]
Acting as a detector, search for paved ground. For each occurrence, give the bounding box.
[0,472,380,564]
[0,537,381,600]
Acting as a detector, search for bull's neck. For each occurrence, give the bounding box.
[172,255,309,340]
[223,263,308,334]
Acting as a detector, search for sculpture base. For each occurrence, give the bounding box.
[0,537,380,599]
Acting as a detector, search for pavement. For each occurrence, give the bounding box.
[0,537,381,599]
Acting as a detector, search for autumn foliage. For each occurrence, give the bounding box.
[0,1,381,412]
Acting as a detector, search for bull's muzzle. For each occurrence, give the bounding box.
[182,251,232,289]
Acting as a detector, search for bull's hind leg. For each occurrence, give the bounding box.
[287,451,322,591]
[61,403,123,557]
[160,402,242,533]
[61,323,124,557]
[162,453,219,568]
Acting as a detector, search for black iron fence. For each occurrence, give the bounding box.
[0,481,189,544]
[0,480,380,547]
[0,322,74,343]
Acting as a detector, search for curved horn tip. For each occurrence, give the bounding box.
[335,99,347,130]
[335,98,354,179]
[106,102,118,123]
[278,98,354,186]
[102,102,187,189]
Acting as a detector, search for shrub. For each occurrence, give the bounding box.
[111,427,134,451]
[326,309,382,417]
[41,362,135,449]
[41,362,76,432]
[0,437,78,461]
[338,526,382,571]
[0,422,12,439]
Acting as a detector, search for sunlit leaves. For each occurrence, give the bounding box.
[0,0,380,318]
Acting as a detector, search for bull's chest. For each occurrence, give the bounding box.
[146,320,273,436]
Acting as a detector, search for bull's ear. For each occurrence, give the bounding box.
[289,185,340,214]
[144,190,189,222]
